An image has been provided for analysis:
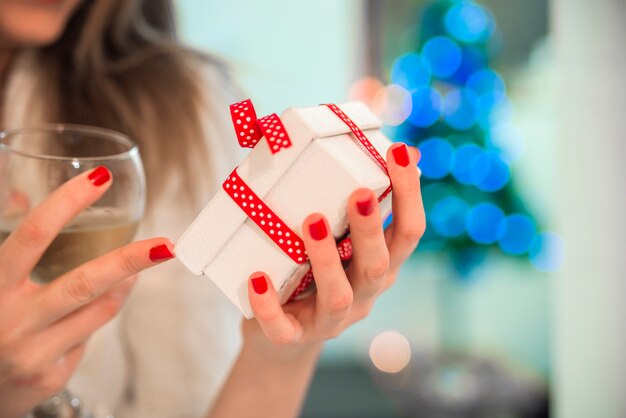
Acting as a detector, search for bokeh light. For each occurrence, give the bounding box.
[419,137,455,179]
[476,91,513,129]
[430,196,470,237]
[474,151,510,192]
[497,214,536,255]
[347,76,385,108]
[451,143,487,185]
[443,88,479,130]
[444,2,493,43]
[407,87,442,128]
[369,331,412,374]
[530,232,566,272]
[390,53,431,91]
[466,203,505,244]
[375,84,413,126]
[466,69,505,95]
[421,36,462,78]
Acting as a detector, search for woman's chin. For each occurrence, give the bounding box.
[0,1,81,47]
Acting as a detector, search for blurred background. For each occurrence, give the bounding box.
[176,0,625,417]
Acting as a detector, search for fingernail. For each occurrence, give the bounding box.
[392,144,410,167]
[251,274,268,295]
[149,244,174,262]
[88,166,111,186]
[415,147,422,164]
[357,196,374,216]
[309,218,327,241]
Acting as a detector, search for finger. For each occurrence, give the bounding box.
[29,238,173,329]
[0,166,112,288]
[302,214,353,329]
[345,188,389,300]
[408,145,420,163]
[2,189,30,218]
[248,272,302,345]
[18,275,137,369]
[384,143,425,271]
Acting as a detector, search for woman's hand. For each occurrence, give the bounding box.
[0,168,174,418]
[243,143,424,355]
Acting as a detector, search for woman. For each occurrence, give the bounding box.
[0,1,425,417]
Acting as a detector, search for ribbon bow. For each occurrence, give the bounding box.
[230,99,293,154]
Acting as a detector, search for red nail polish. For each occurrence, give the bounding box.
[392,144,410,167]
[149,244,174,262]
[251,274,268,294]
[88,166,111,186]
[357,197,374,216]
[309,218,327,240]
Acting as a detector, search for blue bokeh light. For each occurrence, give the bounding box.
[466,69,505,95]
[390,53,432,91]
[497,214,536,255]
[444,2,493,43]
[419,137,455,179]
[408,87,442,128]
[421,36,462,78]
[451,143,483,185]
[466,203,505,244]
[475,151,510,192]
[476,91,513,129]
[430,196,470,238]
[443,88,479,130]
[530,232,566,272]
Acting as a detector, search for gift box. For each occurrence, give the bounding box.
[176,100,394,318]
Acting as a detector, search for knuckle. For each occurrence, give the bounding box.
[98,295,124,320]
[270,331,294,346]
[399,223,426,245]
[118,247,141,275]
[324,326,344,340]
[64,272,100,304]
[364,255,390,281]
[15,217,48,249]
[325,291,353,317]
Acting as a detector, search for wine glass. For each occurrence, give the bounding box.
[0,124,146,417]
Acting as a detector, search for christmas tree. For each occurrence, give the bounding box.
[388,0,543,276]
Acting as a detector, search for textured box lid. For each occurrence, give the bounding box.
[176,102,384,275]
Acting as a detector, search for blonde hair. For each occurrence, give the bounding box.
[5,0,231,210]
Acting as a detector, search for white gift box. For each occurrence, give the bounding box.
[176,102,393,318]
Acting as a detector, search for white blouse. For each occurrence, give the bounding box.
[6,51,247,418]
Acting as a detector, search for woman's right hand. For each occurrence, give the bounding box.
[0,167,175,418]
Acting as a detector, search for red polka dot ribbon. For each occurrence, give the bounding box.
[257,113,293,154]
[230,99,263,148]
[230,99,293,154]
[223,168,307,264]
[323,103,392,202]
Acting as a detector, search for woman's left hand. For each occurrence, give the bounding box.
[243,143,424,354]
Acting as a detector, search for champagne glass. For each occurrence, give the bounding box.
[0,124,146,417]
